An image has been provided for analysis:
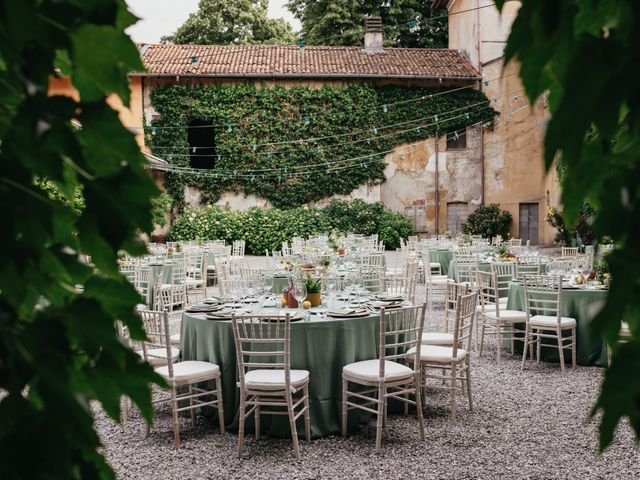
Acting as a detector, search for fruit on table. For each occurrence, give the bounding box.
[576,275,585,285]
[303,300,311,309]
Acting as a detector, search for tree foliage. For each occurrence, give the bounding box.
[545,203,596,246]
[149,84,495,209]
[286,0,447,47]
[0,0,163,478]
[495,0,640,449]
[460,204,512,239]
[164,0,297,45]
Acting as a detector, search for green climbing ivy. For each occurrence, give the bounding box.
[148,84,496,209]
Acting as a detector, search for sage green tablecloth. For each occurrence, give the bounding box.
[181,310,387,438]
[428,250,453,275]
[147,263,173,308]
[506,283,608,366]
[447,261,492,281]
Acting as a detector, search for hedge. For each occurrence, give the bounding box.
[168,199,413,252]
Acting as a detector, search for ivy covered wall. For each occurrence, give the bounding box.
[146,83,496,210]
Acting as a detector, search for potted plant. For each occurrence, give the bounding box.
[304,274,322,307]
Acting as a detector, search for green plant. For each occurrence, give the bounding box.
[461,204,512,239]
[497,245,508,257]
[303,274,322,294]
[287,0,448,48]
[151,192,172,228]
[546,203,596,246]
[496,0,640,450]
[164,0,297,45]
[0,1,163,478]
[149,84,496,210]
[168,200,413,252]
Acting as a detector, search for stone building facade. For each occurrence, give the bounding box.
[48,2,560,243]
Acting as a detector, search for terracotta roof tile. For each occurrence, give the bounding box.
[136,44,480,80]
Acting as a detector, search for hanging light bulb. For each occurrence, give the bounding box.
[297,40,305,53]
[304,115,310,125]
[382,104,388,113]
[151,127,157,135]
[227,124,233,132]
[191,55,198,64]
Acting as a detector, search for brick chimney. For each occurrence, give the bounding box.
[363,16,383,52]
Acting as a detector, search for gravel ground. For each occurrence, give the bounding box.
[96,253,640,479]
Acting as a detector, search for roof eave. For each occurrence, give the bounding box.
[129,72,481,82]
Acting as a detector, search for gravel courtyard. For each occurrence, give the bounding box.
[96,274,640,479]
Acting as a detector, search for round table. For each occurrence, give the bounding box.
[180,308,388,438]
[506,283,608,366]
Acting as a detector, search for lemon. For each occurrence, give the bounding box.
[302,300,312,309]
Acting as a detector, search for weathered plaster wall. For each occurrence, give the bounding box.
[447,0,560,244]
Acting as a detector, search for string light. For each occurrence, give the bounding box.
[191,55,198,64]
[146,106,526,179]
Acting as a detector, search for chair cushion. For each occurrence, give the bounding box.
[155,360,220,383]
[184,277,202,286]
[421,332,455,346]
[484,309,527,322]
[137,347,179,367]
[499,297,509,305]
[530,315,577,328]
[429,277,452,285]
[407,345,466,363]
[343,359,413,383]
[429,262,442,268]
[244,369,309,391]
[169,333,181,344]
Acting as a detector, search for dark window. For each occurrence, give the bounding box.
[187,119,216,169]
[446,129,467,150]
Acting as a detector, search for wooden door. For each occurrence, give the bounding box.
[519,203,539,245]
[446,202,468,233]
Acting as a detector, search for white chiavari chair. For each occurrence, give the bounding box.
[140,309,225,448]
[232,313,310,460]
[412,292,477,421]
[477,271,527,364]
[521,275,577,372]
[342,304,426,449]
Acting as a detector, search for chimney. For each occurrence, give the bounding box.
[363,16,383,52]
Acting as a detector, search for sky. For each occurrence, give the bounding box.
[125,0,301,43]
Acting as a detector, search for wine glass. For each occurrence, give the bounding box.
[326,272,337,309]
[292,282,307,321]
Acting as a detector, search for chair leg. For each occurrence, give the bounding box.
[536,328,541,363]
[479,316,486,357]
[341,378,348,438]
[189,386,196,426]
[450,364,457,422]
[414,374,425,442]
[496,321,502,366]
[286,391,301,460]
[254,397,261,441]
[170,385,181,449]
[465,361,473,411]
[121,395,129,423]
[375,383,385,450]
[571,327,577,368]
[215,377,225,433]
[237,392,246,458]
[521,324,530,370]
[556,327,565,373]
[303,386,311,441]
